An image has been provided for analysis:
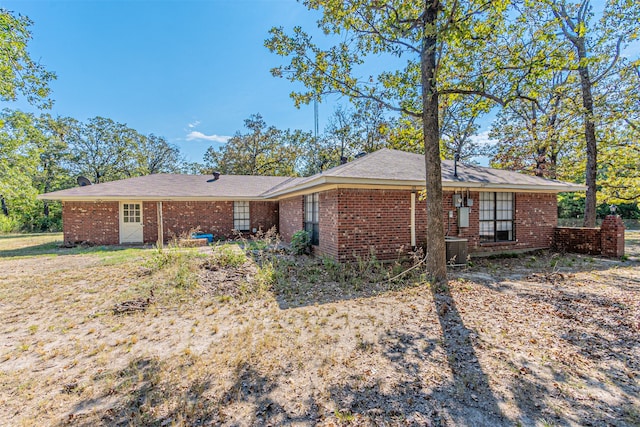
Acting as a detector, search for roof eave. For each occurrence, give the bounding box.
[263,176,587,197]
[442,181,587,192]
[37,195,267,202]
[38,176,587,201]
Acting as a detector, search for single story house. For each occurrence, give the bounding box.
[39,148,585,261]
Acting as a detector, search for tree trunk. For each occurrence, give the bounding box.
[422,1,447,283]
[576,41,597,227]
[0,196,8,216]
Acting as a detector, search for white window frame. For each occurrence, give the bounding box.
[233,201,250,232]
[122,203,141,224]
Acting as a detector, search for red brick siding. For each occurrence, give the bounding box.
[317,190,339,258]
[143,202,158,243]
[63,201,119,245]
[144,201,234,242]
[553,215,625,258]
[278,196,304,243]
[553,227,601,255]
[250,201,279,234]
[311,189,559,261]
[334,189,412,261]
[441,192,557,254]
[600,215,625,257]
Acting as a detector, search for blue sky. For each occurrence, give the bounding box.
[3,0,333,162]
[3,1,637,165]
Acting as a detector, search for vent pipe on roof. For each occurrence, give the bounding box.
[454,153,459,178]
[212,171,221,181]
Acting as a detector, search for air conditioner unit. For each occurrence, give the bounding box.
[445,237,468,266]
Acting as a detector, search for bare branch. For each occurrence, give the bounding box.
[592,36,622,84]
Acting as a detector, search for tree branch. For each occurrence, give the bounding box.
[592,36,622,84]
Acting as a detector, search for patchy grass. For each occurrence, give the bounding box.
[0,233,638,426]
[625,231,640,258]
[0,232,149,261]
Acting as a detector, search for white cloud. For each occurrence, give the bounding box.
[470,130,493,146]
[187,121,201,129]
[185,131,230,143]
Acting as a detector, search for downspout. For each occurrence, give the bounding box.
[410,190,416,248]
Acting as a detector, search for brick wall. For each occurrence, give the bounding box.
[601,215,625,257]
[278,196,304,243]
[62,190,562,257]
[311,189,559,261]
[334,189,412,261]
[63,201,119,245]
[317,190,339,258]
[144,201,234,242]
[250,201,279,234]
[553,227,601,255]
[145,200,279,243]
[440,192,557,254]
[553,215,625,257]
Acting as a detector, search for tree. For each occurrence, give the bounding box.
[319,101,390,170]
[0,9,56,108]
[440,95,489,164]
[545,0,639,226]
[266,1,519,282]
[488,70,581,179]
[596,62,640,203]
[0,110,40,223]
[32,115,74,227]
[67,117,141,184]
[204,113,312,176]
[130,133,183,175]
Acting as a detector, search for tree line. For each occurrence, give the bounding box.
[0,111,184,231]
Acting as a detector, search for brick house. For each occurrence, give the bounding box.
[40,149,585,260]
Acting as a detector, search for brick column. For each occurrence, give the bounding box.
[600,215,625,257]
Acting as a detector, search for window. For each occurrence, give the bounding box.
[122,203,141,223]
[233,201,250,232]
[304,193,319,245]
[479,192,514,242]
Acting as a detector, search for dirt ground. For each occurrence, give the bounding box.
[0,233,638,426]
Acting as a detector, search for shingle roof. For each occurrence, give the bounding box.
[262,148,586,195]
[40,149,585,201]
[39,174,291,200]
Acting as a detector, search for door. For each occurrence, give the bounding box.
[120,201,143,243]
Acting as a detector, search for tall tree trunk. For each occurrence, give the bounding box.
[576,41,597,227]
[422,0,447,283]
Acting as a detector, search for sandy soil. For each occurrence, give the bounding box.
[0,235,638,426]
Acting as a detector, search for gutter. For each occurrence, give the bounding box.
[262,176,587,198]
[36,195,269,202]
[38,175,587,202]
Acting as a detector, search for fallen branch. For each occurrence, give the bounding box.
[113,290,155,315]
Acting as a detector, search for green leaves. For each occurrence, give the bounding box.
[0,10,56,109]
[203,113,313,177]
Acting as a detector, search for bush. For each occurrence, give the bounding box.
[290,230,311,255]
[211,244,247,268]
[0,215,20,233]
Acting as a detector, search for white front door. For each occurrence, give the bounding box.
[119,201,143,243]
